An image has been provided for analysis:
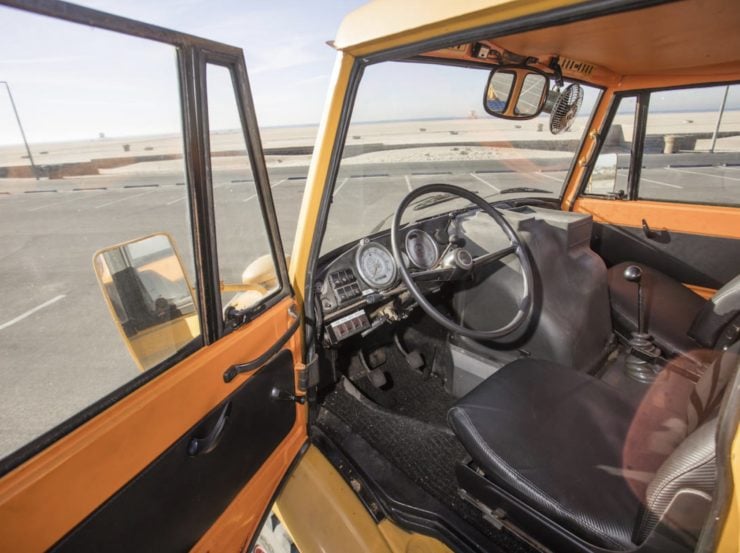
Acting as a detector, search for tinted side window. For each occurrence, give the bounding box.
[0,9,199,459]
[637,84,740,206]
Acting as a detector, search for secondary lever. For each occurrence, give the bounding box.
[270,387,306,404]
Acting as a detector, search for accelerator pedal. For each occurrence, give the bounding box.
[394,333,425,371]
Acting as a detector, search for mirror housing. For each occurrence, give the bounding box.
[93,233,200,371]
[484,65,550,120]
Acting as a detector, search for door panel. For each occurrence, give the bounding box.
[574,197,740,289]
[52,350,297,552]
[0,298,304,552]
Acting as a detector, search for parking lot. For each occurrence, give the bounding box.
[0,159,738,457]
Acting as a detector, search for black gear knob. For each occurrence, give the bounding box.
[624,265,642,283]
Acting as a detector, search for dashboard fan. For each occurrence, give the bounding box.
[548,83,584,134]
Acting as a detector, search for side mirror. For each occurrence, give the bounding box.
[93,233,200,371]
[484,66,549,120]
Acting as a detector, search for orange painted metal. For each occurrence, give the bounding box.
[571,197,740,240]
[0,296,305,552]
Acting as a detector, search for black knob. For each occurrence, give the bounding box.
[624,265,642,283]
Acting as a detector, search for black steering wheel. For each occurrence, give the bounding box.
[391,183,534,340]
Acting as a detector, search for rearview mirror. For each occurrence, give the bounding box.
[484,66,549,120]
[93,233,200,371]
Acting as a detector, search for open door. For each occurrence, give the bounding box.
[0,2,306,551]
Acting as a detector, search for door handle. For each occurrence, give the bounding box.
[187,402,231,456]
[223,306,300,383]
[641,218,656,239]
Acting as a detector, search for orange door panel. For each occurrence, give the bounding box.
[573,197,740,290]
[0,297,306,551]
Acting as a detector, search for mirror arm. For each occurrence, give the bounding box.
[548,56,564,87]
[223,302,268,333]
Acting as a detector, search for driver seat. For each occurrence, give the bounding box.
[448,341,737,550]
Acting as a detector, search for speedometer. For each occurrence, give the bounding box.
[405,229,439,269]
[355,240,397,290]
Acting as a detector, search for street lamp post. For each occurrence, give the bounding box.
[0,81,39,180]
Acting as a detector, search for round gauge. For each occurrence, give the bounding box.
[355,241,397,290]
[405,229,439,269]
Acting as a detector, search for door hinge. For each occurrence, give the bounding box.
[296,354,319,392]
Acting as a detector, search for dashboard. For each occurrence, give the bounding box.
[316,214,461,344]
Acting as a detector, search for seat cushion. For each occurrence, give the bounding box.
[448,359,645,549]
[607,261,706,358]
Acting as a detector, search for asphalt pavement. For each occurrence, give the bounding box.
[0,160,738,458]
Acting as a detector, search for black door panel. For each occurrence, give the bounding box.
[51,350,297,553]
[592,223,740,288]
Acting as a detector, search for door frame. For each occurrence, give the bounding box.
[0,1,306,550]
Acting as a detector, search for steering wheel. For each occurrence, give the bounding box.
[391,183,534,340]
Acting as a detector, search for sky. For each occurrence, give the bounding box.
[0,0,365,144]
[0,1,737,146]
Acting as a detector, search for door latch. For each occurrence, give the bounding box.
[270,387,306,404]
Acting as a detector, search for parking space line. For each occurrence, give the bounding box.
[242,178,287,202]
[404,175,412,192]
[0,295,66,331]
[334,177,350,195]
[28,190,105,212]
[641,177,683,189]
[167,195,187,205]
[469,173,500,192]
[669,167,740,182]
[532,172,562,182]
[94,189,158,209]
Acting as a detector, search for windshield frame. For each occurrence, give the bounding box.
[317,57,604,255]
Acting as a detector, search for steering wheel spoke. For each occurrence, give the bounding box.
[410,266,455,283]
[472,244,517,268]
[391,183,534,340]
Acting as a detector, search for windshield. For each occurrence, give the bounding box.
[321,60,601,254]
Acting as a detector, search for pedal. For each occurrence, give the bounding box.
[394,333,425,371]
[368,368,387,388]
[405,350,425,371]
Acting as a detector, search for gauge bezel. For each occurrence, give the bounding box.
[404,229,440,269]
[355,240,398,290]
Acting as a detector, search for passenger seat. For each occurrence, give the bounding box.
[607,261,740,364]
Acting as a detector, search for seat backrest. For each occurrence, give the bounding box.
[633,339,739,543]
[688,274,740,349]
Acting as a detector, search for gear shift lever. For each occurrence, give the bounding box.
[623,265,661,382]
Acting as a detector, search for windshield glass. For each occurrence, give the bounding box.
[321,60,601,254]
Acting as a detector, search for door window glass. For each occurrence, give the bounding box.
[637,84,740,206]
[587,96,637,197]
[206,65,281,316]
[0,7,200,459]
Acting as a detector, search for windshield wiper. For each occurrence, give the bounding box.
[496,186,550,195]
[411,191,478,211]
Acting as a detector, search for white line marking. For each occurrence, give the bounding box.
[166,195,186,205]
[668,167,740,182]
[241,178,287,203]
[28,191,103,212]
[469,173,501,192]
[532,172,562,182]
[641,177,683,189]
[94,189,157,209]
[334,177,350,195]
[404,175,413,192]
[0,295,66,331]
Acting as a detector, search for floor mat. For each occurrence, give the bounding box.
[318,384,536,553]
[349,340,457,426]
